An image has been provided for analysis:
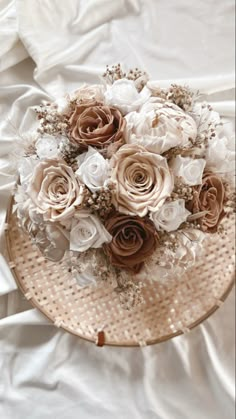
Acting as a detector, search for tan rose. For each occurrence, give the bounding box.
[187,172,226,233]
[27,159,84,222]
[103,212,158,273]
[110,144,174,217]
[69,103,126,155]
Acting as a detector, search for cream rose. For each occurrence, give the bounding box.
[75,147,110,192]
[170,155,206,186]
[27,159,84,222]
[72,84,105,104]
[70,211,112,252]
[104,79,150,115]
[125,99,197,154]
[150,199,191,232]
[110,144,174,217]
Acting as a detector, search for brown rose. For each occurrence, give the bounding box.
[103,212,158,273]
[69,103,125,155]
[187,172,225,233]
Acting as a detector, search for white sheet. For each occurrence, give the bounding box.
[0,1,235,418]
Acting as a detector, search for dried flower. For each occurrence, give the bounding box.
[115,274,144,309]
[82,183,115,218]
[166,84,196,112]
[35,104,70,136]
[102,64,149,91]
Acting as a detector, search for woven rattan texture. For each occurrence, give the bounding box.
[6,210,235,346]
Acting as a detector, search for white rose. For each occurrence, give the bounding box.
[206,134,235,175]
[70,211,112,252]
[171,155,206,186]
[75,147,110,192]
[125,99,197,154]
[104,79,150,115]
[150,199,191,232]
[36,135,61,159]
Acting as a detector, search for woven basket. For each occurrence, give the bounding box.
[5,205,235,347]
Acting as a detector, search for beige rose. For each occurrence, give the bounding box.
[69,103,126,156]
[110,144,174,217]
[27,159,84,222]
[187,172,226,233]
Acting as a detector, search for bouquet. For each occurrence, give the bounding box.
[13,65,235,307]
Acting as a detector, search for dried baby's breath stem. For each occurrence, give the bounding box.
[223,181,236,215]
[158,231,179,252]
[166,84,197,112]
[82,182,116,218]
[102,63,125,84]
[168,178,193,201]
[59,137,80,165]
[102,64,149,91]
[115,271,144,310]
[149,84,198,111]
[35,104,70,136]
[163,144,203,160]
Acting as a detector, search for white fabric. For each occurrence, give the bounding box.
[0,1,235,418]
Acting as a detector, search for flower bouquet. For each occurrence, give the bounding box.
[13,65,235,309]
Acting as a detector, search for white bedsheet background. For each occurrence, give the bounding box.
[0,1,235,418]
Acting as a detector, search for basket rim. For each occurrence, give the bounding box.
[5,199,235,347]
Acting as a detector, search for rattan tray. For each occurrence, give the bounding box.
[5,206,235,347]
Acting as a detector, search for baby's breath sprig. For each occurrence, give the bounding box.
[223,182,236,215]
[59,137,80,168]
[115,271,144,309]
[158,231,179,253]
[102,64,149,91]
[35,104,70,136]
[169,178,193,201]
[82,182,116,218]
[150,84,198,112]
[166,84,197,112]
[163,144,203,160]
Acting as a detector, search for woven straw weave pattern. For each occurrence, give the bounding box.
[5,210,235,346]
